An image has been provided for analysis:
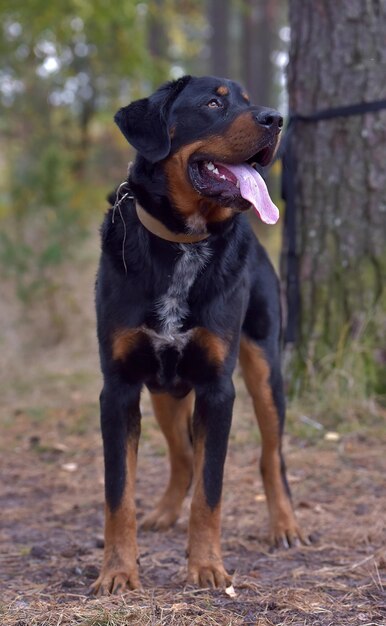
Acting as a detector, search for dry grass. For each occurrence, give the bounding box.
[1,226,385,626]
[2,574,385,626]
[1,387,385,625]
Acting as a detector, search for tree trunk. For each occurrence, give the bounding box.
[148,0,169,85]
[148,0,165,58]
[208,0,231,77]
[286,0,386,390]
[241,0,276,106]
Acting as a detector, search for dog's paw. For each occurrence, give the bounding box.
[90,567,142,596]
[271,519,311,550]
[187,560,232,589]
[140,503,180,531]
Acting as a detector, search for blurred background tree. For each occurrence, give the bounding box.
[0,0,286,340]
[0,0,384,421]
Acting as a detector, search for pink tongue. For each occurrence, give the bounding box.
[223,163,280,224]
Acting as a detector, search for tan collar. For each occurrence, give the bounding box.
[135,202,209,244]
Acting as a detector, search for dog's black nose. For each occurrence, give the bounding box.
[255,109,283,130]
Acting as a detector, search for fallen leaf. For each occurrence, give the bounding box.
[324,431,340,442]
[61,462,78,472]
[225,584,237,598]
[254,494,266,502]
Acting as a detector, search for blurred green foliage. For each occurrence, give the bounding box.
[0,0,207,333]
[0,1,383,416]
[1,1,287,333]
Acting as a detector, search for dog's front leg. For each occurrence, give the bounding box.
[187,379,234,588]
[92,383,142,595]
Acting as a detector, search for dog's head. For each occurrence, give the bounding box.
[115,75,282,230]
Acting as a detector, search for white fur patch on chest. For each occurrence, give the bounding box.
[151,242,211,346]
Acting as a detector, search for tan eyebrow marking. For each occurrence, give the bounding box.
[242,91,250,103]
[216,85,229,96]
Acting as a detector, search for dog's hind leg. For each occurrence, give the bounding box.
[239,336,308,548]
[141,391,194,531]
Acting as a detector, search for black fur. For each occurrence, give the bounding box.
[96,75,285,515]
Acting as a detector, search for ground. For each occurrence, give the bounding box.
[1,368,385,626]
[0,230,385,625]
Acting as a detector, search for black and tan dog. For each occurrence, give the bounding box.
[92,75,307,595]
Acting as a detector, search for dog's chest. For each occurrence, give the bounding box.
[145,242,211,353]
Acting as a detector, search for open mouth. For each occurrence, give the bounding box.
[188,142,280,225]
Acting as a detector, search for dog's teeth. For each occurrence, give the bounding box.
[206,162,215,171]
[213,167,219,175]
[220,175,226,180]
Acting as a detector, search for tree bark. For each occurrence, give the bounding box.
[286,0,386,386]
[208,0,231,77]
[148,0,169,85]
[241,0,276,105]
[148,0,167,61]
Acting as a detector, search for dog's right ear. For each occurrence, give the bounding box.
[114,98,170,163]
[114,76,191,163]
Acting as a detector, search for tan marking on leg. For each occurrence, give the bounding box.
[91,441,141,595]
[112,328,143,361]
[192,328,228,366]
[187,437,232,588]
[239,337,305,546]
[141,392,194,531]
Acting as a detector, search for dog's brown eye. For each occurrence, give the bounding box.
[207,99,222,108]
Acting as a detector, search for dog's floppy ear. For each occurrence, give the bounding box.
[114,76,191,163]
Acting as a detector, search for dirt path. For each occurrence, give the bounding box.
[0,231,385,623]
[1,371,385,626]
